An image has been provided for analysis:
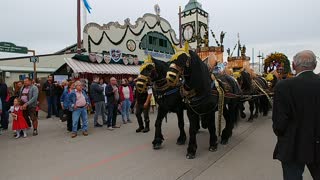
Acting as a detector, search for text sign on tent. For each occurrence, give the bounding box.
[0,42,28,54]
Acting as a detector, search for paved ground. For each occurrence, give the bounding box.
[0,108,313,180]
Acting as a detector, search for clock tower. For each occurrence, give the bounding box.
[181,0,209,49]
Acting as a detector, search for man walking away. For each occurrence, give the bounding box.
[272,50,320,180]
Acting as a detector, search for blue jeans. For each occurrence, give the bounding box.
[47,96,57,117]
[72,107,88,133]
[93,101,106,125]
[121,99,131,122]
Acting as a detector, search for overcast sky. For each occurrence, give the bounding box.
[1,0,319,62]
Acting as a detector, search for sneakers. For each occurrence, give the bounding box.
[15,134,20,139]
[107,127,114,131]
[112,125,120,128]
[33,130,38,136]
[94,123,103,128]
[127,120,132,123]
[123,121,127,124]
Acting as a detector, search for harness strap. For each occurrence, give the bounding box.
[212,74,224,136]
[163,88,179,96]
[252,80,273,106]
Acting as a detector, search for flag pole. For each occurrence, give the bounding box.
[77,0,82,54]
[179,6,182,48]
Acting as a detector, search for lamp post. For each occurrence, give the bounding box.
[257,51,264,73]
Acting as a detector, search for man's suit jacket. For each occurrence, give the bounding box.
[272,71,320,163]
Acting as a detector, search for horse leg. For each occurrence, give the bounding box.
[261,96,269,116]
[248,100,254,122]
[186,110,198,159]
[240,102,246,118]
[176,108,186,145]
[221,104,232,145]
[207,111,218,151]
[253,99,259,118]
[152,106,167,150]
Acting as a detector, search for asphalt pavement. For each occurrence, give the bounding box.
[0,108,313,180]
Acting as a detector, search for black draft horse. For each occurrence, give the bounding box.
[136,56,186,150]
[166,45,240,159]
[237,71,270,121]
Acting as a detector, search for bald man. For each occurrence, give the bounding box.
[105,77,120,130]
[272,50,320,180]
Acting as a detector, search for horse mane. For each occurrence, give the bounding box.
[240,70,252,92]
[152,57,169,79]
[188,50,211,95]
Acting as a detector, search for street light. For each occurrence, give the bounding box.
[257,52,264,73]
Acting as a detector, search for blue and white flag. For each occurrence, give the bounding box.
[83,0,92,13]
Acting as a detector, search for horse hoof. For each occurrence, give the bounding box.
[209,144,218,152]
[247,118,253,122]
[241,113,246,119]
[253,114,258,118]
[153,143,162,150]
[221,139,229,145]
[176,139,186,145]
[186,153,196,159]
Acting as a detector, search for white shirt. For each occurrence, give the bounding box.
[122,86,130,99]
[147,87,153,95]
[296,70,313,77]
[101,83,107,103]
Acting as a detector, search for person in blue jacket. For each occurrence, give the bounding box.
[69,81,90,138]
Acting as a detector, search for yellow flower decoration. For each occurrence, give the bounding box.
[266,73,274,81]
[233,71,241,79]
[140,55,155,72]
[170,42,190,62]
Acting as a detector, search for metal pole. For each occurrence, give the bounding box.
[77,0,82,54]
[258,51,261,73]
[261,52,264,73]
[28,50,36,81]
[252,48,254,69]
[179,6,182,48]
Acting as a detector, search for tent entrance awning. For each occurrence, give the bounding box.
[65,58,140,75]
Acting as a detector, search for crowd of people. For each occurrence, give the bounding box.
[0,77,39,137]
[1,50,319,179]
[0,75,155,139]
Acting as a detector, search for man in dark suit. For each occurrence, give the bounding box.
[272,50,320,180]
[105,77,120,130]
[0,78,8,130]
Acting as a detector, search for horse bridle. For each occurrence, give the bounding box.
[136,74,151,93]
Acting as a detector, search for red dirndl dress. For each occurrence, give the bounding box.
[12,107,29,130]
